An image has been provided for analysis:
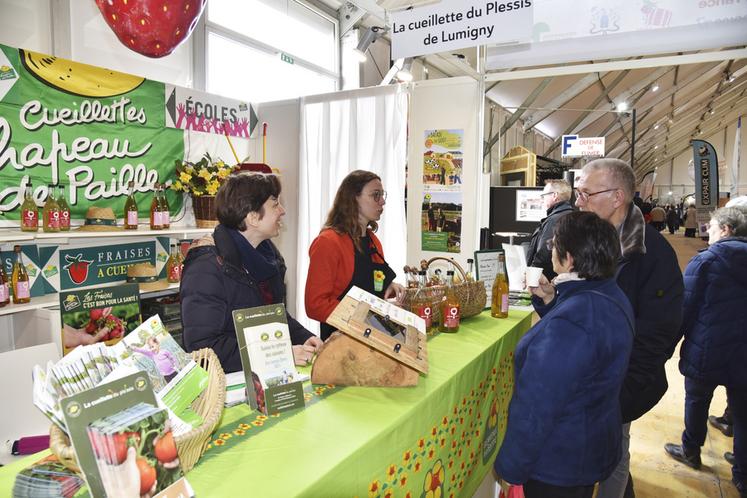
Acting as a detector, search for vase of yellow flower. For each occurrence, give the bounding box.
[170,153,236,228]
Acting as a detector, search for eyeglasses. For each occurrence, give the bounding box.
[540,191,556,198]
[369,190,387,202]
[574,188,618,202]
[545,238,554,250]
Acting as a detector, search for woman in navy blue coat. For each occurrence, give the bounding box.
[181,173,322,373]
[494,211,634,498]
[665,206,747,496]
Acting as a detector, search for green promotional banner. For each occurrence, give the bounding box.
[57,241,156,290]
[0,43,184,223]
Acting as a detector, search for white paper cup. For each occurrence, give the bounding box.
[525,267,543,287]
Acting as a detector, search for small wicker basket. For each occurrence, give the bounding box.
[50,348,226,474]
[191,194,219,228]
[402,257,487,322]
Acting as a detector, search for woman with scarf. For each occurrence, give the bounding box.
[494,211,634,498]
[181,173,322,373]
[305,170,406,341]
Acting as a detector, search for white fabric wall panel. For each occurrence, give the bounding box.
[0,0,51,53]
[406,77,487,272]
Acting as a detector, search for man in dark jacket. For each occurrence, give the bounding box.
[533,159,684,498]
[180,174,320,373]
[526,179,574,280]
[664,207,747,497]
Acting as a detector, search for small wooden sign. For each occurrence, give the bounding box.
[311,287,428,387]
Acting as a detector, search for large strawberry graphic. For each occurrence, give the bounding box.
[63,254,93,285]
[95,0,207,58]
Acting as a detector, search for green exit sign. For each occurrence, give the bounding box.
[280,53,294,64]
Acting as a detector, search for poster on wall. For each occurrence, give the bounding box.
[0,43,255,227]
[422,129,463,186]
[421,190,463,253]
[515,189,545,222]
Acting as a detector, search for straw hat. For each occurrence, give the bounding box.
[126,263,169,292]
[77,206,122,231]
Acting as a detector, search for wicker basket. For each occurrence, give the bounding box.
[402,257,487,322]
[192,194,219,228]
[50,348,226,474]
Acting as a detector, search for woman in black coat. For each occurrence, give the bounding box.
[180,173,322,373]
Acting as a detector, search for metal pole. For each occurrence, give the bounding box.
[630,108,637,168]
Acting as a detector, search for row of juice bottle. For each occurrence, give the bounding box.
[20,181,172,232]
[0,245,31,307]
[408,254,510,334]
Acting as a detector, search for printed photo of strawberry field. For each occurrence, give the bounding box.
[59,283,142,355]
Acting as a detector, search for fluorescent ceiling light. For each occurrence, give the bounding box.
[651,84,659,92]
[616,102,628,112]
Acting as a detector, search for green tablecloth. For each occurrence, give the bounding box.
[0,310,531,498]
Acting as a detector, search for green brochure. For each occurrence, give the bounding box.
[232,304,305,415]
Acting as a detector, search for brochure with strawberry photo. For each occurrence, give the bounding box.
[59,283,141,355]
[60,372,193,498]
[232,304,305,415]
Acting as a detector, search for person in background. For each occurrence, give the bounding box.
[495,211,634,498]
[526,179,574,281]
[305,170,406,341]
[181,173,322,373]
[684,204,698,237]
[666,205,680,234]
[650,203,666,231]
[664,206,747,497]
[532,158,684,498]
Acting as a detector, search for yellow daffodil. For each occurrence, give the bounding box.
[172,180,183,191]
[207,180,220,196]
[179,172,192,183]
[217,168,230,179]
[198,168,212,181]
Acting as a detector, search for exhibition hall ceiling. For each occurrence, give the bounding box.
[313,1,746,177]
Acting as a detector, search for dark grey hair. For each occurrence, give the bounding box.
[712,207,747,237]
[582,158,636,202]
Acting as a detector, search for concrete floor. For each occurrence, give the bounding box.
[627,231,739,498]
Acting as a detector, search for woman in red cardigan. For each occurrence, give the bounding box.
[305,170,406,340]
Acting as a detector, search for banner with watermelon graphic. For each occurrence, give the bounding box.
[0,42,257,227]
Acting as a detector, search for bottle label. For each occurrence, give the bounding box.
[46,210,60,229]
[167,262,182,283]
[21,209,38,228]
[15,280,30,299]
[153,211,162,227]
[127,210,138,225]
[162,211,170,226]
[0,283,8,302]
[60,210,70,229]
[444,305,460,327]
[416,305,432,328]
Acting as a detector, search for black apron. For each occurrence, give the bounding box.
[320,234,396,341]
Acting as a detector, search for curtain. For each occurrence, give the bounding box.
[295,85,409,333]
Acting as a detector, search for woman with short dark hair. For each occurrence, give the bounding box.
[305,170,406,340]
[181,173,322,373]
[494,211,634,498]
